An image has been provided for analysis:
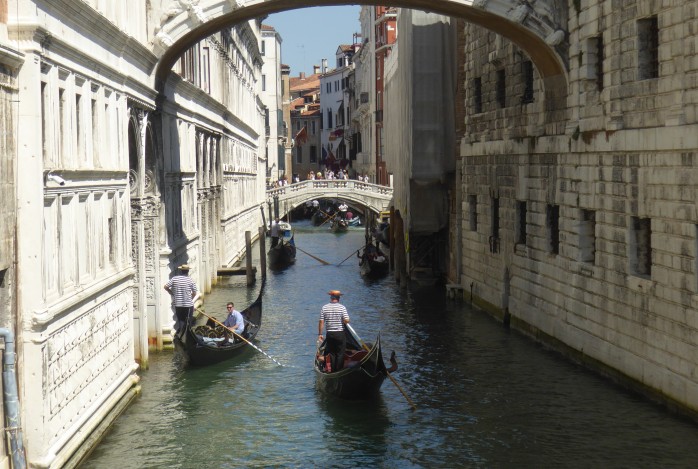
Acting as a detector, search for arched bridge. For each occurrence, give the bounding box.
[267,180,393,216]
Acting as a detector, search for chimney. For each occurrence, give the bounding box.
[321,58,328,73]
[299,72,305,79]
[313,65,320,74]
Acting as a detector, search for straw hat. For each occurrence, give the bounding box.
[178,264,191,271]
[328,290,342,297]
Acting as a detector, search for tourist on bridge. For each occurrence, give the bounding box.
[318,290,350,372]
[164,264,200,336]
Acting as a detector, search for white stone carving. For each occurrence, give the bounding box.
[154,30,174,49]
[545,30,565,46]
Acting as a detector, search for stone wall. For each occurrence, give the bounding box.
[459,1,698,416]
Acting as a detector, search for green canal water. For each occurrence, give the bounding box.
[83,221,698,468]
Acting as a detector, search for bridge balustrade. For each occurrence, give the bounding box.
[266,179,393,215]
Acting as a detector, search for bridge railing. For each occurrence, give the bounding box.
[267,179,393,199]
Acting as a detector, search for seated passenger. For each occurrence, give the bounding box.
[223,302,245,342]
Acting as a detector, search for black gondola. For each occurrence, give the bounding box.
[268,235,296,268]
[174,279,264,366]
[358,244,389,278]
[361,256,389,278]
[314,327,397,399]
[330,218,349,232]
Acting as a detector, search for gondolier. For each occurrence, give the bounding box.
[318,290,350,372]
[164,264,200,336]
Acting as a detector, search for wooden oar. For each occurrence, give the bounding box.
[346,324,416,410]
[319,211,338,227]
[295,245,331,265]
[197,310,284,367]
[337,247,363,266]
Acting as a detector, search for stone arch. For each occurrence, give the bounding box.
[151,0,568,105]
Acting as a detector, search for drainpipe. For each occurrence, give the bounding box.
[0,328,26,469]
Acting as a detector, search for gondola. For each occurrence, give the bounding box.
[174,279,264,366]
[268,235,296,268]
[360,255,389,278]
[314,327,397,399]
[358,244,389,278]
[330,218,349,232]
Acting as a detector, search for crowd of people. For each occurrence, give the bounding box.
[269,171,372,189]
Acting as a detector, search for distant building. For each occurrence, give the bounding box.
[374,6,397,185]
[290,69,323,179]
[260,24,285,183]
[320,45,357,176]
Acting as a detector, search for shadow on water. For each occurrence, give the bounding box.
[315,392,393,465]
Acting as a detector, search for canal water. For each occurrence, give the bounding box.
[83,221,698,468]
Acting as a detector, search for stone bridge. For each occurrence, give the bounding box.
[267,180,393,216]
[150,0,569,104]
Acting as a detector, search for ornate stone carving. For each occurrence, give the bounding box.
[43,291,131,438]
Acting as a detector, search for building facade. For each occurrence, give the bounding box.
[457,2,698,417]
[383,9,457,286]
[8,1,267,466]
[320,50,354,175]
[260,24,285,183]
[373,6,397,186]
[351,7,376,181]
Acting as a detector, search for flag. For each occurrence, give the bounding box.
[326,149,336,165]
[295,126,307,145]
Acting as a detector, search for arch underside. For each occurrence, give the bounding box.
[152,0,568,93]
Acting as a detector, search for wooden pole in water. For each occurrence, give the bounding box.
[245,231,253,286]
[259,226,267,278]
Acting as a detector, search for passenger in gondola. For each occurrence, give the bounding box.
[223,302,245,343]
[318,290,350,372]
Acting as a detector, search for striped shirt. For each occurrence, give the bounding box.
[165,275,197,307]
[320,302,349,332]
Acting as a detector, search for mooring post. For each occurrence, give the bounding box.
[245,231,253,286]
[259,226,267,278]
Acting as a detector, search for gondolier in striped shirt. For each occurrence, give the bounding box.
[164,264,200,336]
[318,290,350,372]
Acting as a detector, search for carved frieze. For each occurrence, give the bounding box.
[43,291,132,440]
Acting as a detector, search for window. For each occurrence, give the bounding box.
[310,145,317,163]
[579,209,596,263]
[516,201,527,245]
[496,69,506,108]
[521,61,534,104]
[311,121,316,134]
[630,217,651,277]
[468,195,477,231]
[638,16,659,80]
[592,35,604,91]
[326,108,332,128]
[473,77,482,113]
[490,196,499,253]
[296,146,302,164]
[261,39,266,56]
[262,74,266,91]
[547,204,560,255]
